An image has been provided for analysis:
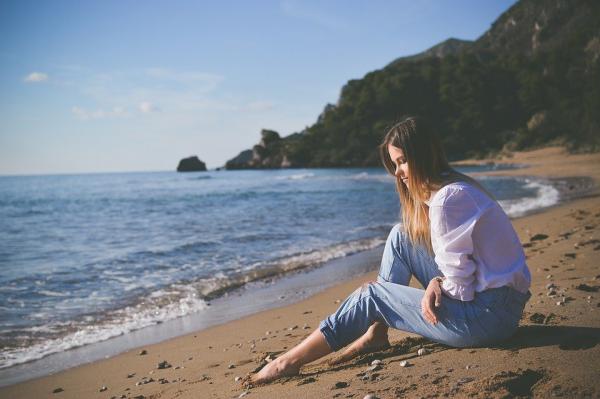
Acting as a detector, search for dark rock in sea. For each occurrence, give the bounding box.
[225,149,253,169]
[177,156,207,172]
[225,129,303,169]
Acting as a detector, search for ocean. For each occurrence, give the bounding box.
[0,166,559,376]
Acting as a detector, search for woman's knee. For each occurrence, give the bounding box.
[386,223,410,249]
[389,223,403,239]
[380,224,412,284]
[354,281,378,298]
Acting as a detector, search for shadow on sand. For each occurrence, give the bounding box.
[495,324,600,351]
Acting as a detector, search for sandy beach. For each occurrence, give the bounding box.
[2,146,599,399]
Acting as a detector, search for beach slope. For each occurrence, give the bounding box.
[2,146,599,399]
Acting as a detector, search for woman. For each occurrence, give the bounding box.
[250,116,531,385]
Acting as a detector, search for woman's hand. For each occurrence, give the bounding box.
[421,277,443,324]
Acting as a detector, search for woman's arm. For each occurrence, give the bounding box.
[421,276,444,324]
[429,186,486,302]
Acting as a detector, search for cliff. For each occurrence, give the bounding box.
[225,0,599,169]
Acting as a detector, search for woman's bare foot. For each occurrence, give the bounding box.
[245,329,332,386]
[329,321,390,365]
[249,356,300,385]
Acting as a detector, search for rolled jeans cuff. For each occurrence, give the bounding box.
[319,319,342,352]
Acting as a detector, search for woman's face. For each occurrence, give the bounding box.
[388,144,409,188]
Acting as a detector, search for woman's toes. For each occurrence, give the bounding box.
[250,358,299,385]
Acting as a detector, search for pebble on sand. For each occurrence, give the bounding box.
[138,349,148,356]
[417,348,428,356]
[531,233,549,241]
[99,386,108,392]
[228,364,236,369]
[136,377,155,386]
[371,359,382,366]
[157,360,172,369]
[52,387,64,393]
[363,395,379,399]
[400,360,409,367]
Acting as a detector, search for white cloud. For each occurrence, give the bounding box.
[138,101,159,114]
[65,67,225,117]
[72,106,128,120]
[24,72,48,83]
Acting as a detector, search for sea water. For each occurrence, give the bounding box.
[0,166,558,370]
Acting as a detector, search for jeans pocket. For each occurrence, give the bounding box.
[503,287,530,312]
[473,302,519,345]
[477,286,510,310]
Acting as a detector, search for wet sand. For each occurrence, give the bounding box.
[2,146,599,399]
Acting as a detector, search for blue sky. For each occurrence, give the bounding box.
[0,0,518,175]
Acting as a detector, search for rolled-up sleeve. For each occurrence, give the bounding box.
[429,187,484,301]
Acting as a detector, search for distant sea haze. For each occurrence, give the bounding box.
[0,166,559,369]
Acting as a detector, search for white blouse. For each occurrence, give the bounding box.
[427,181,531,301]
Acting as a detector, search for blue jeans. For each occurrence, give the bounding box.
[319,224,531,350]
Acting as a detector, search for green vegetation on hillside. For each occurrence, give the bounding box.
[226,0,600,169]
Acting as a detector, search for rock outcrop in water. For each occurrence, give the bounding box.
[225,129,299,169]
[177,156,207,172]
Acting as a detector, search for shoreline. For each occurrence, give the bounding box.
[0,245,385,387]
[0,168,567,379]
[2,146,599,398]
[0,175,579,385]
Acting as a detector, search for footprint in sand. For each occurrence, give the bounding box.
[470,369,546,398]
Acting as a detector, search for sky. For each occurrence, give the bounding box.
[0,0,518,175]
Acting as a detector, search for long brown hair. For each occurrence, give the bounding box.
[379,116,492,252]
